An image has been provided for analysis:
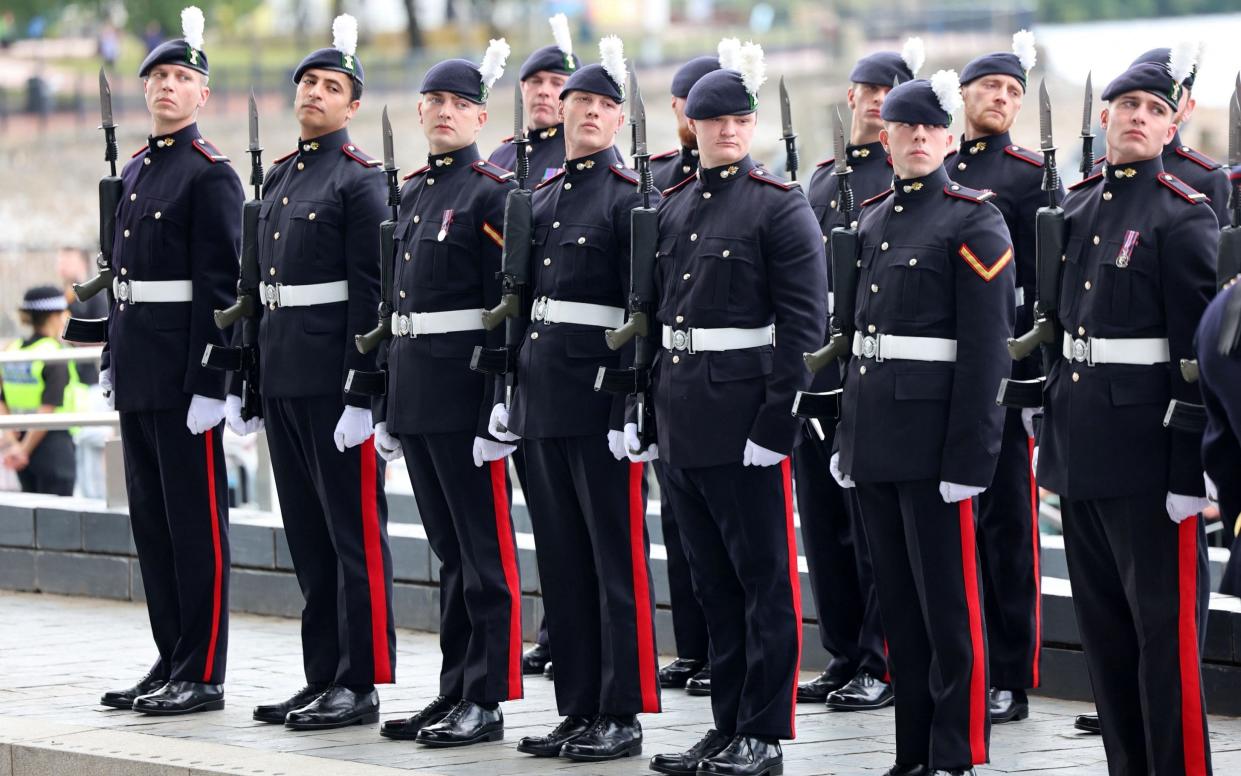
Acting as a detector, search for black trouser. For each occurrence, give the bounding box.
[856,479,989,770]
[792,427,885,681]
[653,460,709,661]
[17,429,75,496]
[522,435,660,717]
[1061,495,1212,776]
[976,408,1041,690]
[120,408,229,684]
[400,430,523,704]
[661,460,801,740]
[264,395,395,688]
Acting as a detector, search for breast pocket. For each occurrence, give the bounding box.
[655,234,679,305]
[288,200,341,269]
[558,224,618,292]
[889,247,948,323]
[1057,236,1085,316]
[1096,240,1160,328]
[139,197,185,271]
[698,235,759,310]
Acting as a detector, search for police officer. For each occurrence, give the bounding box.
[0,286,81,496]
[797,40,924,712]
[490,38,662,761]
[1198,279,1241,596]
[951,32,1057,725]
[648,55,719,193]
[371,44,526,748]
[645,42,826,776]
[833,72,1015,776]
[235,15,396,730]
[95,6,241,715]
[1038,59,1215,776]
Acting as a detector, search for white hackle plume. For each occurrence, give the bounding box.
[901,36,925,77]
[1012,29,1036,73]
[717,37,742,71]
[738,41,767,99]
[332,14,358,56]
[1169,40,1200,84]
[549,13,572,58]
[181,6,204,50]
[480,38,510,90]
[599,35,627,93]
[931,69,963,116]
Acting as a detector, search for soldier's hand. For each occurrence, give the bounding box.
[225,395,264,436]
[743,439,787,467]
[488,403,521,442]
[1166,492,1209,525]
[473,437,517,467]
[100,367,115,410]
[607,429,627,461]
[624,423,658,463]
[333,406,375,452]
[939,481,985,504]
[829,452,855,488]
[374,422,403,462]
[186,395,226,435]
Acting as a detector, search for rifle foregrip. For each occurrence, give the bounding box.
[73,266,115,302]
[355,323,391,355]
[1007,322,1054,361]
[214,296,254,329]
[605,312,647,351]
[1180,359,1200,384]
[481,293,519,331]
[804,334,849,373]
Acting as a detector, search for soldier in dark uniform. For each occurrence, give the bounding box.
[797,41,923,712]
[372,44,526,748]
[490,38,661,761]
[95,6,242,715]
[1038,60,1216,776]
[648,55,719,193]
[232,16,396,730]
[645,43,826,776]
[1198,280,1241,597]
[833,73,1015,776]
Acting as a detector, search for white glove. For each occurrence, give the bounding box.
[1032,446,1039,472]
[829,451,855,488]
[99,367,115,410]
[333,405,374,452]
[224,394,264,436]
[488,403,521,442]
[624,422,658,462]
[607,429,627,461]
[1205,473,1218,503]
[374,422,403,462]
[473,436,516,467]
[743,438,786,467]
[185,394,226,435]
[1021,408,1040,438]
[1166,492,1209,525]
[939,481,985,504]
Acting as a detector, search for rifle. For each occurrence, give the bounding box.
[1079,72,1094,180]
[594,68,658,451]
[779,76,799,182]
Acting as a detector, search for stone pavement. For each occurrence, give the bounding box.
[1,591,1239,776]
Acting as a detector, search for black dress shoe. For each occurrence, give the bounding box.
[825,670,893,711]
[649,728,731,775]
[698,734,782,775]
[882,765,930,776]
[132,681,223,715]
[416,700,503,747]
[796,668,851,703]
[988,688,1029,724]
[516,715,593,757]
[522,643,551,675]
[561,714,643,761]
[685,664,712,696]
[380,695,457,740]
[285,685,379,730]
[1074,713,1101,734]
[543,660,555,680]
[253,683,329,724]
[659,657,707,689]
[100,670,167,710]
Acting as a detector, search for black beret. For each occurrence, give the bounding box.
[519,44,581,81]
[1131,47,1197,90]
[560,63,624,103]
[684,69,755,120]
[1102,61,1181,110]
[139,38,208,78]
[671,55,721,99]
[960,52,1027,91]
[20,285,67,312]
[849,52,914,88]
[420,58,489,103]
[294,47,364,87]
[880,78,952,127]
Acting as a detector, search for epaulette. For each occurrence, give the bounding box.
[860,188,893,208]
[1004,144,1043,167]
[1157,172,1209,205]
[1069,171,1103,191]
[272,149,297,165]
[536,169,566,190]
[651,149,679,161]
[749,167,799,190]
[609,163,639,185]
[816,157,834,168]
[661,174,695,197]
[1174,145,1223,171]
[402,165,430,181]
[944,182,995,204]
[342,144,382,167]
[192,137,229,163]
[131,146,147,158]
[472,159,516,183]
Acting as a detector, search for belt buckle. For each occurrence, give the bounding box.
[533,297,549,322]
[397,314,411,337]
[861,335,882,362]
[115,280,131,303]
[264,283,280,308]
[670,329,690,353]
[1071,338,1090,365]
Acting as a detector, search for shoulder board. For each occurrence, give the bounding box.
[651,149,679,161]
[499,135,515,144]
[402,165,430,181]
[609,163,639,185]
[1091,157,1105,173]
[472,159,516,183]
[944,183,995,204]
[1158,172,1209,205]
[1174,145,1223,171]
[535,169,566,190]
[1068,171,1103,191]
[661,175,695,197]
[1004,144,1043,167]
[749,167,799,190]
[272,149,297,165]
[860,188,893,208]
[342,144,382,167]
[192,138,229,163]
[945,148,959,159]
[131,146,148,158]
[816,157,835,168]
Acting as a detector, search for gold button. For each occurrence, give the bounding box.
[120,267,127,276]
[909,258,917,266]
[859,365,867,375]
[1077,326,1085,336]
[553,221,560,228]
[129,193,136,201]
[274,232,280,240]
[682,165,691,173]
[881,242,889,250]
[282,197,289,205]
[683,273,691,280]
[308,212,316,220]
[703,192,712,199]
[830,200,837,209]
[672,355,681,364]
[427,178,435,185]
[1103,192,1113,201]
[143,158,150,165]
[722,250,731,258]
[154,211,162,219]
[690,233,698,241]
[269,267,276,276]
[413,215,421,223]
[675,315,684,324]
[404,251,411,261]
[894,205,903,213]
[564,182,572,190]
[123,229,130,238]
[399,290,406,299]
[543,257,551,266]
[1092,235,1100,245]
[531,332,539,340]
[297,162,305,170]
[1084,281,1091,290]
[958,162,967,170]
[867,324,876,333]
[119,303,125,310]
[823,235,828,243]
[871,284,879,293]
[577,236,586,245]
[1072,372,1080,382]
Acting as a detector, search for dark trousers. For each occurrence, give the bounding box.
[264,395,395,687]
[523,436,660,716]
[977,409,1042,690]
[1061,495,1212,776]
[120,409,229,684]
[400,431,523,704]
[18,429,75,496]
[661,460,801,740]
[856,479,989,770]
[653,460,710,661]
[792,427,885,680]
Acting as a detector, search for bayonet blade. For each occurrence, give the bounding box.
[1039,79,1054,151]
[381,106,395,172]
[247,90,260,152]
[779,76,793,138]
[513,79,525,141]
[1230,90,1240,168]
[1080,71,1093,137]
[832,106,848,175]
[631,69,647,157]
[98,68,114,129]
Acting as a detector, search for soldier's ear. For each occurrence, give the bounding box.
[478,107,488,130]
[878,126,890,151]
[1099,107,1109,131]
[846,85,856,111]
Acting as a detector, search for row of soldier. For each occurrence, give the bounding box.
[65,5,1240,776]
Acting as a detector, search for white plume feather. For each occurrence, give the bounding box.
[1012,29,1036,73]
[479,38,510,90]
[181,6,204,51]
[332,14,358,57]
[599,35,627,94]
[737,41,766,98]
[1169,40,1199,84]
[901,36,925,77]
[549,13,572,58]
[717,37,742,71]
[930,69,963,116]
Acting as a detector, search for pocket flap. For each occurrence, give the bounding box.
[1109,375,1168,407]
[707,348,773,383]
[893,370,953,401]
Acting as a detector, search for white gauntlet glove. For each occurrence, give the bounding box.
[186,395,226,435]
[488,403,521,442]
[743,439,786,467]
[473,436,516,467]
[1166,492,1209,525]
[333,406,374,452]
[939,481,984,504]
[374,422,403,462]
[224,394,264,436]
[624,422,659,463]
[829,452,855,488]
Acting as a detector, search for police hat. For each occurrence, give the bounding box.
[560,36,627,103]
[421,40,510,104]
[849,37,924,87]
[880,71,962,127]
[139,6,208,77]
[683,40,765,120]
[1102,61,1183,110]
[671,56,721,99]
[294,15,364,87]
[960,30,1036,92]
[19,285,67,313]
[1131,43,1200,90]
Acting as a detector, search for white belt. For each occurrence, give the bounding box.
[1015,287,1026,308]
[258,280,348,308]
[662,324,775,354]
[1061,333,1169,366]
[113,278,192,304]
[852,331,957,362]
[531,297,625,329]
[390,309,485,337]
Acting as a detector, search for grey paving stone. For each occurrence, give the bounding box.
[34,507,82,551]
[229,568,303,619]
[392,583,439,633]
[35,553,130,599]
[81,513,133,556]
[516,546,539,594]
[0,742,10,776]
[274,526,294,571]
[227,522,275,569]
[0,503,35,548]
[0,549,35,591]
[390,534,431,584]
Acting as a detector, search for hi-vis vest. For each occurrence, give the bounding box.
[2,337,85,432]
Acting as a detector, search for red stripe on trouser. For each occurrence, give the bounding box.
[359,438,393,684]
[1178,516,1208,776]
[628,462,660,713]
[489,459,523,700]
[202,428,223,682]
[1027,435,1041,688]
[780,458,802,737]
[882,640,891,684]
[957,499,987,764]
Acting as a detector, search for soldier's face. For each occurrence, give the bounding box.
[143,64,209,128]
[847,83,891,138]
[688,114,755,168]
[880,121,953,178]
[522,71,568,129]
[295,69,360,138]
[561,91,624,157]
[961,75,1023,136]
[418,91,487,153]
[1101,91,1177,164]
